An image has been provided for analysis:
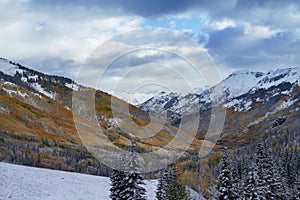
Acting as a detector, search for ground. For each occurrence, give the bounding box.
[0,162,157,200]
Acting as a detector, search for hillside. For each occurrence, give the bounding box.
[1,57,299,198]
[0,162,158,200]
[0,57,208,175]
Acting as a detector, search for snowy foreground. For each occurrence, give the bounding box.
[0,162,157,200]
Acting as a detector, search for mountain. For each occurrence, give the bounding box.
[1,58,299,198]
[139,67,300,147]
[0,57,208,174]
[111,90,162,106]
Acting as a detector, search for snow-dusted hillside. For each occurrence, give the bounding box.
[220,67,300,99]
[0,162,157,200]
[0,58,80,100]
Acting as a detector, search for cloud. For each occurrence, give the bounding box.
[211,18,236,30]
[0,1,142,76]
[1,0,300,95]
[72,28,218,94]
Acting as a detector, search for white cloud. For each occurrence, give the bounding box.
[211,18,236,30]
[0,2,142,65]
[242,23,281,40]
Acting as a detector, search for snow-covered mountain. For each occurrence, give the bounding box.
[139,67,300,127]
[0,58,80,101]
[111,90,162,105]
[221,68,299,100]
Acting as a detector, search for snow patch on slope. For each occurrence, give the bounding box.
[279,99,297,110]
[1,82,28,98]
[0,162,158,200]
[31,82,55,99]
[65,83,80,91]
[224,99,252,112]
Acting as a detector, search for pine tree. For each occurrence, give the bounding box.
[272,164,290,199]
[120,140,146,200]
[216,147,236,200]
[110,169,126,200]
[166,163,189,200]
[255,143,278,199]
[230,161,239,199]
[243,162,259,199]
[293,175,300,199]
[156,167,169,200]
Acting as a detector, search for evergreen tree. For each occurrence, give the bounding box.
[216,147,236,200]
[110,169,126,200]
[272,164,290,199]
[255,144,277,199]
[230,161,239,199]
[243,162,258,200]
[120,140,146,200]
[166,163,189,200]
[156,167,169,200]
[293,175,300,199]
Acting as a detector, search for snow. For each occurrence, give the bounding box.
[0,162,158,200]
[189,188,206,200]
[221,70,262,100]
[219,67,299,100]
[279,99,297,109]
[224,99,252,112]
[65,83,80,91]
[139,91,180,114]
[3,88,28,98]
[1,82,28,98]
[0,59,25,77]
[111,90,157,105]
[31,82,55,99]
[140,67,300,115]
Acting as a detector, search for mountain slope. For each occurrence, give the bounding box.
[0,162,158,200]
[139,67,300,147]
[140,67,300,114]
[0,58,209,174]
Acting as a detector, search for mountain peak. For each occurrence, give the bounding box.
[0,58,80,100]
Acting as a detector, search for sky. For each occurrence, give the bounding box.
[0,0,300,98]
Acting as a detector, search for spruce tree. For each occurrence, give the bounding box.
[243,162,258,199]
[156,167,169,200]
[230,161,239,199]
[110,169,126,200]
[120,140,146,200]
[293,175,300,199]
[272,164,290,199]
[255,143,277,199]
[216,147,236,200]
[166,163,189,200]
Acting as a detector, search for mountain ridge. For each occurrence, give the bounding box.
[139,66,300,113]
[0,57,210,175]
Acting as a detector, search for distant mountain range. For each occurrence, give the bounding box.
[139,66,300,147]
[140,67,300,113]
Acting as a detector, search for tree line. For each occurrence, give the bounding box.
[213,143,300,199]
